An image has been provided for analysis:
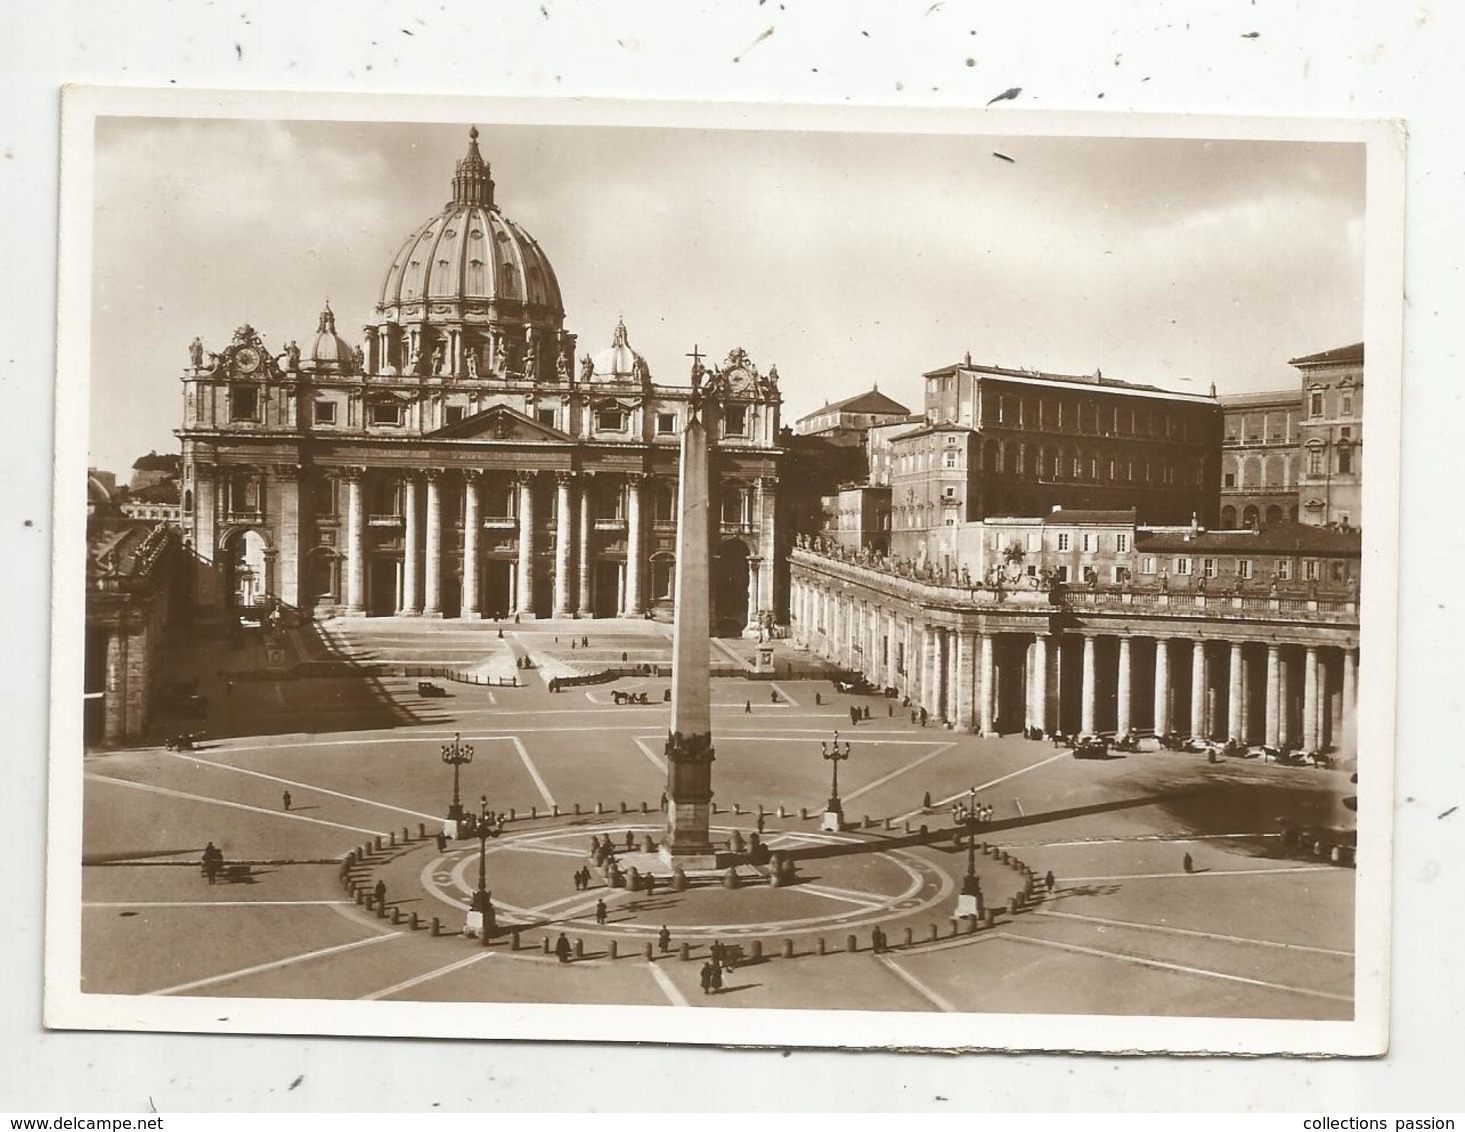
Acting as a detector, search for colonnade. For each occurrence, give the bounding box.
[790,576,1357,755]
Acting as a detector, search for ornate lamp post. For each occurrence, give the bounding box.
[468,794,496,942]
[441,731,474,827]
[951,786,983,917]
[820,731,852,832]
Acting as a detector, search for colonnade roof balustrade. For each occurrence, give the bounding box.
[790,546,1359,640]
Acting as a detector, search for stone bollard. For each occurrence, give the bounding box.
[409,912,419,931]
[595,802,604,815]
[904,926,914,947]
[531,805,538,819]
[732,802,740,815]
[818,937,827,956]
[984,909,996,929]
[884,817,893,830]
[904,821,912,834]
[751,940,763,962]
[552,804,560,817]
[982,842,991,855]
[574,803,581,816]
[389,831,396,847]
[644,942,654,960]
[508,807,516,821]
[511,930,521,951]
[671,867,688,892]
[354,888,364,905]
[929,923,939,942]
[679,942,691,962]
[783,939,794,959]
[402,827,410,843]
[620,801,627,814]
[431,916,441,937]
[800,807,809,820]
[374,836,383,851]
[377,901,387,920]
[608,940,618,960]
[1007,898,1019,915]
[573,938,584,959]
[920,824,929,838]
[641,801,649,814]
[949,918,960,938]
[627,867,641,892]
[966,916,978,935]
[862,814,871,829]
[641,835,655,853]
[846,934,858,953]
[418,823,426,839]
[363,894,374,912]
[777,805,787,818]
[542,937,551,955]
[723,868,740,890]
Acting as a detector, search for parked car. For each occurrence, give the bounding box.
[417,680,448,698]
[834,675,878,695]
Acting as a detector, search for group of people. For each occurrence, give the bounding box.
[699,940,736,994]
[848,704,873,725]
[199,842,225,884]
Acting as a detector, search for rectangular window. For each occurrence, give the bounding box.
[657,412,677,435]
[1116,533,1128,553]
[1223,471,1236,488]
[1332,561,1346,581]
[1338,447,1353,474]
[315,479,337,517]
[1341,393,1353,416]
[1056,565,1069,583]
[1238,559,1253,580]
[597,407,627,432]
[1174,557,1191,575]
[537,408,556,428]
[370,401,403,426]
[230,385,260,422]
[1140,555,1156,575]
[1081,533,1094,552]
[312,400,336,425]
[1057,533,1070,551]
[1304,559,1319,581]
[1276,558,1292,580]
[1309,391,1324,417]
[445,405,466,425]
[1202,558,1217,578]
[1308,449,1323,475]
[943,451,958,468]
[724,405,748,436]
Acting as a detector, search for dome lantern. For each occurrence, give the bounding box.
[450,126,495,211]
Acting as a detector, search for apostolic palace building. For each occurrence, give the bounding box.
[176,129,783,635]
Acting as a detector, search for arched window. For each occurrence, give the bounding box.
[1264,505,1282,526]
[1220,506,1237,528]
[1242,505,1260,530]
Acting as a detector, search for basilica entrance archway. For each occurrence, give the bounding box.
[714,539,750,636]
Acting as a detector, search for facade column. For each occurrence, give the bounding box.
[344,468,365,615]
[423,470,443,617]
[1227,640,1245,743]
[1079,634,1097,735]
[756,476,777,627]
[1190,640,1208,740]
[577,474,593,616]
[1340,647,1358,755]
[516,473,536,616]
[400,473,421,614]
[979,632,997,737]
[955,631,976,731]
[1031,634,1049,734]
[275,464,301,608]
[1116,636,1133,736]
[1264,643,1281,748]
[626,474,646,617]
[1278,649,1292,746]
[1153,638,1171,737]
[553,472,574,617]
[746,559,762,633]
[1302,645,1321,752]
[460,471,480,618]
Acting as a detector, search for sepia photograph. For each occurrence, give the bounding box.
[47,89,1402,1055]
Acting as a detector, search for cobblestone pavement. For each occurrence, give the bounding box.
[82,618,1356,1018]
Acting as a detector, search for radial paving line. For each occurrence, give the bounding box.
[1032,908,1355,956]
[841,742,956,805]
[895,748,1077,822]
[877,955,958,1013]
[152,932,403,996]
[1061,865,1338,883]
[358,952,496,1001]
[798,884,893,910]
[633,735,669,773]
[165,751,442,821]
[997,933,1354,1002]
[1017,832,1282,848]
[508,735,557,809]
[84,900,354,909]
[646,961,690,1007]
[85,774,388,837]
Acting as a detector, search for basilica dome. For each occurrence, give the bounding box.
[588,319,650,382]
[376,128,564,324]
[306,304,355,371]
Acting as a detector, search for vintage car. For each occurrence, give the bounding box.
[417,680,449,698]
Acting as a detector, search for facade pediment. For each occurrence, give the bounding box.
[428,404,572,443]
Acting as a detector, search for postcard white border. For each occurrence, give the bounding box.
[46,85,1405,1056]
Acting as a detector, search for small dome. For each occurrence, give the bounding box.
[589,319,650,382]
[307,304,354,370]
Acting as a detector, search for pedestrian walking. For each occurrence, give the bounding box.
[625,830,635,851]
[888,703,894,717]
[710,961,725,994]
[644,872,656,895]
[745,700,753,714]
[374,879,386,907]
[555,932,571,963]
[659,791,669,812]
[572,869,583,892]
[582,636,589,648]
[658,925,672,953]
[699,961,714,996]
[595,899,607,925]
[281,790,291,811]
[435,831,447,852]
[814,691,822,706]
[770,689,779,704]
[910,709,918,724]
[1044,870,1056,893]
[1182,852,1194,874]
[920,707,929,727]
[849,705,858,726]
[756,813,766,835]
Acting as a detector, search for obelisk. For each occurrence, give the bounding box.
[660,407,718,867]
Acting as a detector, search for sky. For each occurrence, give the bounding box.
[87,116,1365,477]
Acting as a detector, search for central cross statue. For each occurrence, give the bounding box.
[659,384,719,868]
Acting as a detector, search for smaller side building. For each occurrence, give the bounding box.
[1218,389,1301,529]
[1292,342,1364,529]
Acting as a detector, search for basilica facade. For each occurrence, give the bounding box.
[177,129,783,633]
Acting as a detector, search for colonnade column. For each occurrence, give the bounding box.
[1278,650,1292,747]
[979,632,996,737]
[955,632,976,732]
[1080,634,1097,736]
[344,468,365,615]
[1190,640,1208,740]
[626,474,646,617]
[577,475,593,617]
[553,473,574,618]
[1116,636,1133,736]
[516,473,536,616]
[1302,645,1320,752]
[923,626,941,717]
[1340,647,1358,755]
[1264,643,1281,748]
[422,470,443,617]
[1153,638,1171,737]
[399,473,421,615]
[1227,641,1245,743]
[460,471,480,619]
[1030,634,1049,734]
